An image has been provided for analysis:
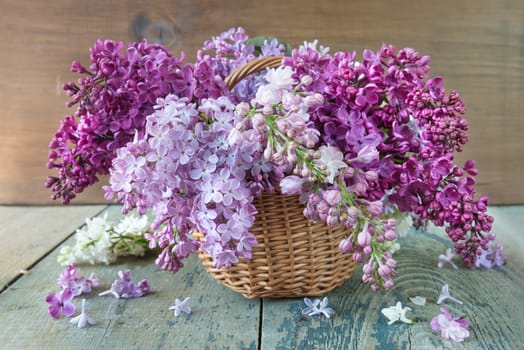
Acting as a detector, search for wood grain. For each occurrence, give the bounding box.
[1,0,522,204]
[261,222,524,350]
[0,205,523,349]
[0,205,107,290]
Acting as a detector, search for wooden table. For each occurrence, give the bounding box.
[1,205,523,349]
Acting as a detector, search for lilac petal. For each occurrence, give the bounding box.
[48,304,61,319]
[62,302,76,317]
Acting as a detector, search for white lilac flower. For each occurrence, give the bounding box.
[114,213,149,236]
[57,246,76,266]
[438,248,458,269]
[264,66,295,91]
[317,145,347,184]
[409,296,427,306]
[169,297,191,317]
[57,213,150,266]
[301,297,334,319]
[299,39,330,55]
[280,175,307,195]
[69,299,96,328]
[381,301,414,325]
[437,284,463,305]
[74,214,113,264]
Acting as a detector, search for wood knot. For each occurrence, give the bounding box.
[131,12,180,47]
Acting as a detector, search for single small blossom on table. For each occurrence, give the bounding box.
[69,299,96,328]
[381,301,414,325]
[98,270,150,299]
[430,306,469,342]
[437,284,463,305]
[437,248,458,269]
[169,297,191,317]
[409,296,426,306]
[302,297,334,318]
[45,287,76,319]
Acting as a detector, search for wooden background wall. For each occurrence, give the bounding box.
[0,0,522,205]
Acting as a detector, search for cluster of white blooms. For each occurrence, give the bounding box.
[58,213,150,266]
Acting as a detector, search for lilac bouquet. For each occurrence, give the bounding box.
[47,28,504,291]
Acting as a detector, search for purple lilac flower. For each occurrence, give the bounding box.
[46,287,76,319]
[57,263,99,297]
[46,39,196,203]
[98,270,150,299]
[106,95,260,271]
[430,306,470,342]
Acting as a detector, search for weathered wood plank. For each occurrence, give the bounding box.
[0,205,107,290]
[261,208,524,349]
[0,206,260,350]
[1,0,523,204]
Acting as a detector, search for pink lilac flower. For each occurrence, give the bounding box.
[430,306,470,342]
[98,270,150,299]
[69,299,96,328]
[169,297,191,317]
[57,263,100,296]
[46,287,76,319]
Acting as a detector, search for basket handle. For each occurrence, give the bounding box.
[225,56,284,90]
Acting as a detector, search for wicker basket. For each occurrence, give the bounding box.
[195,56,357,299]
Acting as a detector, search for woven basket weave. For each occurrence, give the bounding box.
[195,56,357,299]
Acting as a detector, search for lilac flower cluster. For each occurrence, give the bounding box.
[105,95,261,272]
[46,39,195,203]
[98,270,150,299]
[57,263,100,297]
[48,28,505,292]
[46,265,150,328]
[47,28,283,204]
[228,65,402,291]
[282,42,504,283]
[46,264,99,319]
